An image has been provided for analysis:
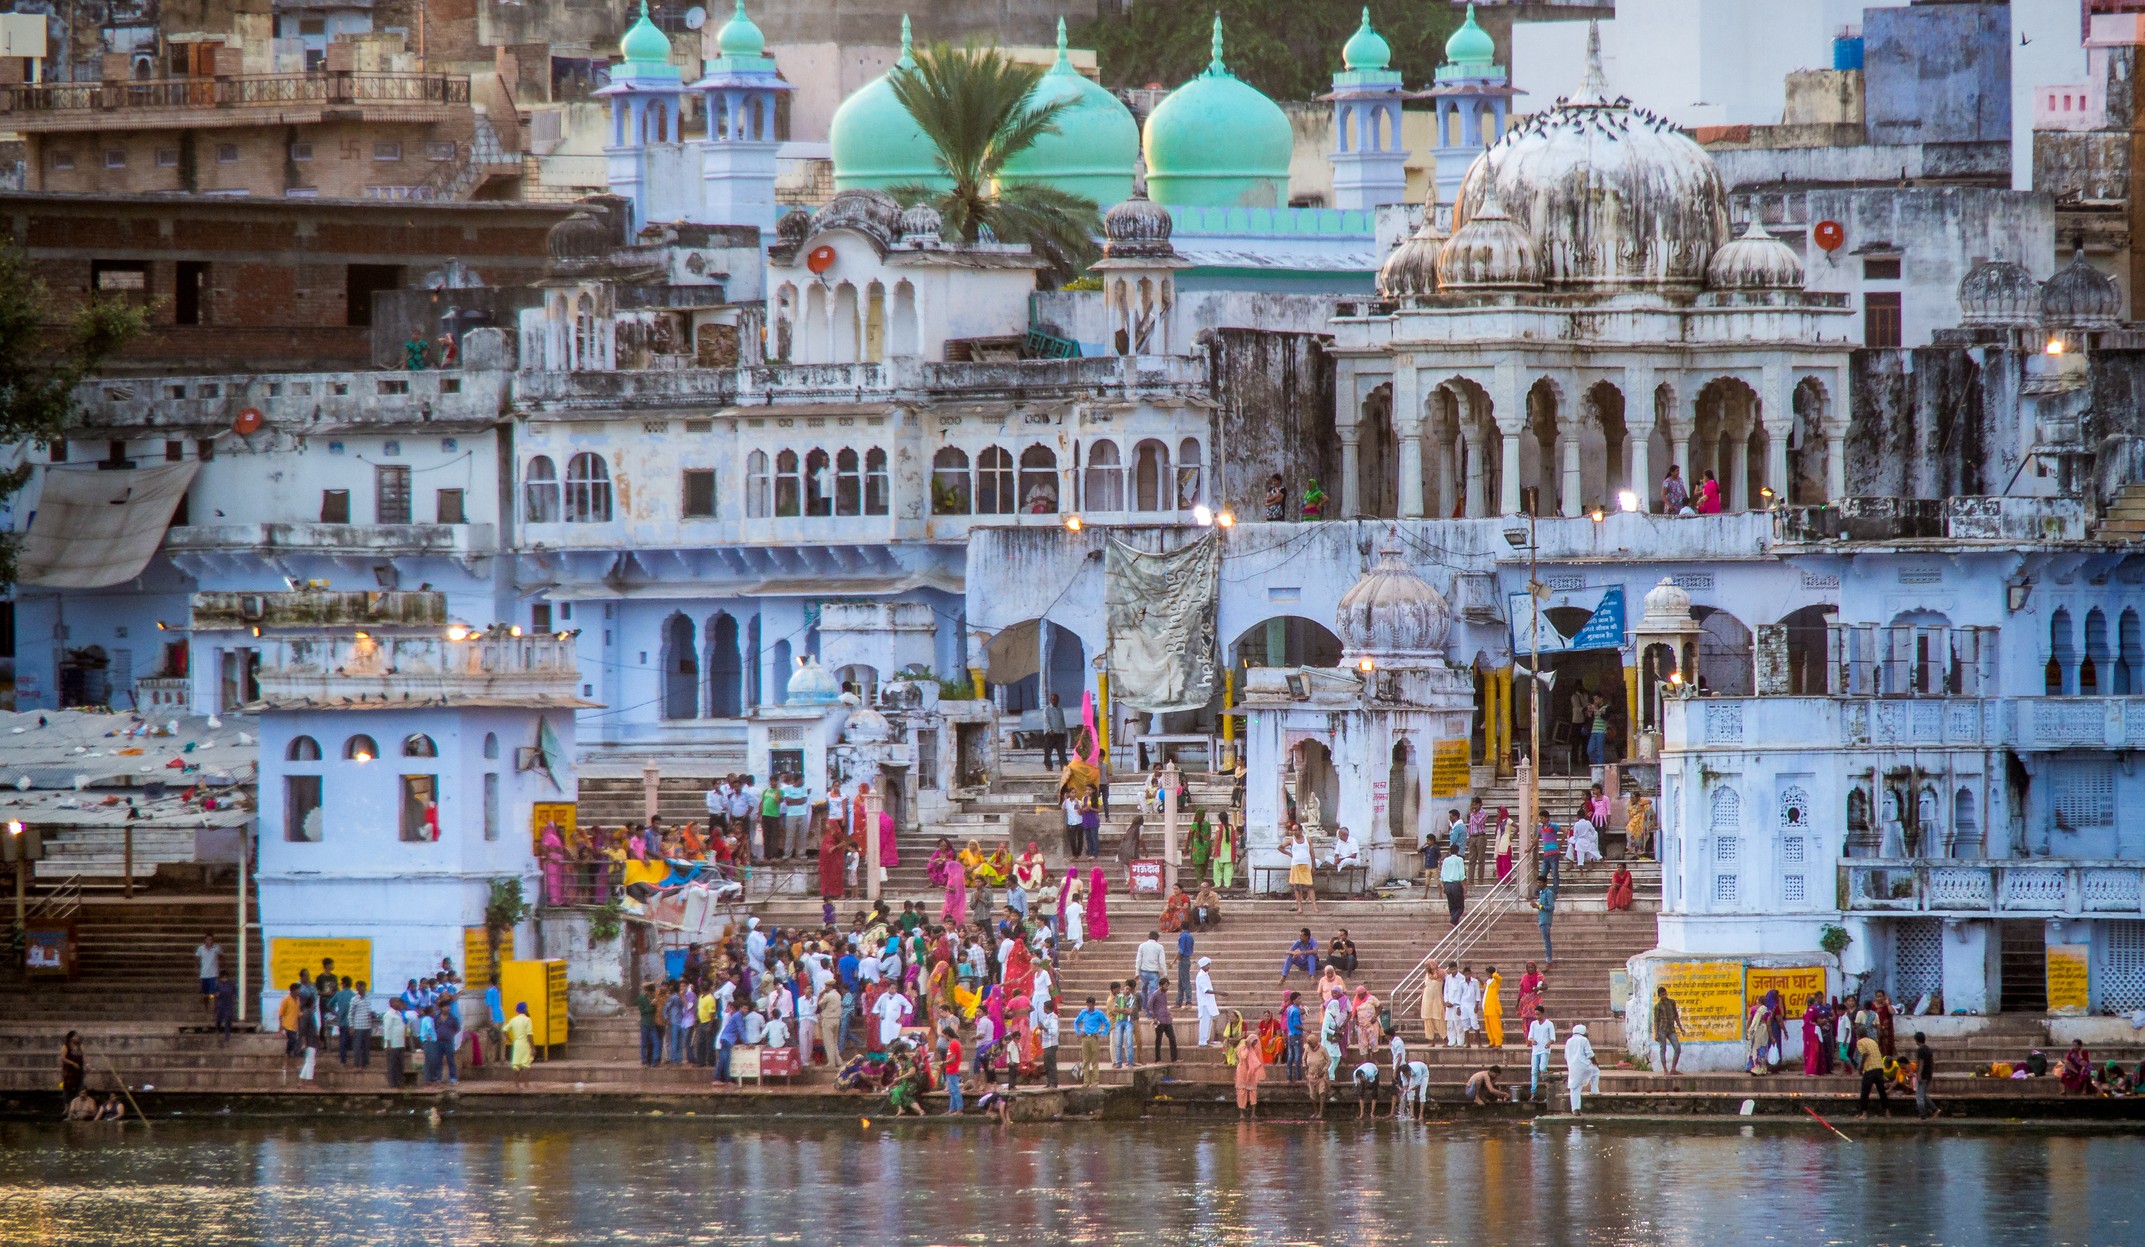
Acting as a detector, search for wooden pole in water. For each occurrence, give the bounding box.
[95,1050,151,1128]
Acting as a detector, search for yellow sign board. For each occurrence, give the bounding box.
[1657,959,1745,1043]
[501,958,570,1047]
[2047,944,2089,1016]
[1745,965,1828,1017]
[269,938,373,995]
[532,801,577,853]
[463,926,503,990]
[1428,737,1472,799]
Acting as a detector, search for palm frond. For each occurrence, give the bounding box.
[986,184,1103,284]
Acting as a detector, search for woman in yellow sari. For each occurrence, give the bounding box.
[1482,966,1506,1047]
[982,845,1012,886]
[958,840,990,883]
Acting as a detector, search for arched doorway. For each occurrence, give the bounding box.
[1287,738,1341,834]
[1229,617,1344,671]
[660,613,698,720]
[1389,739,1420,848]
[1526,605,1629,773]
[981,619,1087,715]
[1777,604,1833,695]
[705,611,743,717]
[1692,606,1754,696]
[1357,385,1397,519]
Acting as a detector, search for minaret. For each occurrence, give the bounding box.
[595,1,688,231]
[1428,4,1518,208]
[690,0,792,243]
[1327,8,1408,210]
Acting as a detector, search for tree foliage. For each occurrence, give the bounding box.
[0,242,147,589]
[888,42,1104,285]
[1076,1,1464,102]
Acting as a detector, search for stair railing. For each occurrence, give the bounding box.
[1388,868,1524,1021]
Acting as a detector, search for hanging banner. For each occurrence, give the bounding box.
[2046,944,2089,1016]
[1508,584,1627,654]
[1105,532,1220,713]
[1428,738,1471,798]
[1656,959,1744,1043]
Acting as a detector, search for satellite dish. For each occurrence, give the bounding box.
[806,244,837,274]
[233,408,264,436]
[684,6,707,29]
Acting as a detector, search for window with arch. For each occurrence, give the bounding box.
[2048,608,2076,694]
[864,448,890,516]
[1709,785,1741,831]
[774,449,802,517]
[1131,438,1169,512]
[483,732,499,760]
[835,448,862,516]
[2120,607,2144,695]
[286,735,322,762]
[804,448,833,516]
[564,452,612,523]
[746,450,771,517]
[932,447,971,515]
[1778,786,1810,830]
[1176,438,1203,509]
[1019,445,1060,513]
[976,446,1015,515]
[402,733,438,758]
[1084,439,1124,511]
[2083,607,2109,695]
[344,734,379,761]
[524,456,560,523]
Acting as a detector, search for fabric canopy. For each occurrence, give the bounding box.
[1104,531,1220,713]
[16,462,199,588]
[981,618,1041,685]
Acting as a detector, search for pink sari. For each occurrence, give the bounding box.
[942,866,968,926]
[878,811,898,869]
[1087,866,1110,942]
[1057,866,1078,931]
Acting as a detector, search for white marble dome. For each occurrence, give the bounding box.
[842,705,893,743]
[1641,577,1692,624]
[1706,219,1803,291]
[1453,26,1727,290]
[1337,547,1451,660]
[784,655,841,705]
[2041,246,2121,328]
[1437,186,1539,290]
[1376,211,1447,299]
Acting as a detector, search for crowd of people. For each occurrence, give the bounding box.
[263,954,539,1087]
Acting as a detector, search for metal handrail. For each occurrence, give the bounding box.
[1389,868,1524,1020]
[25,875,84,924]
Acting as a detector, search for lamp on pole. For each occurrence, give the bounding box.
[1504,512,1543,897]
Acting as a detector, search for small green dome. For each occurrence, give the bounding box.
[1444,3,1496,68]
[620,1,673,65]
[1142,16,1292,209]
[998,19,1138,207]
[829,17,952,193]
[716,0,765,59]
[1343,9,1391,72]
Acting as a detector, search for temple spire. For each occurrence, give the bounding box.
[1573,20,1609,104]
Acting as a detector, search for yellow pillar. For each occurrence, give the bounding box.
[1097,671,1111,756]
[1496,666,1515,773]
[1623,661,1640,735]
[1220,668,1236,767]
[968,667,984,700]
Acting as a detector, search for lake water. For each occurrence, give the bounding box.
[2,1115,2141,1245]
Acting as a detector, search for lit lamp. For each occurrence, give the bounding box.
[1356,657,1376,673]
[1216,510,1236,528]
[445,622,473,641]
[1193,504,1214,526]
[1064,514,1084,533]
[1617,489,1640,513]
[2046,337,2065,356]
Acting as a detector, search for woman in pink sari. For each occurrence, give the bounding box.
[1056,866,1080,934]
[941,857,969,926]
[1800,995,1828,1076]
[855,782,899,869]
[1003,938,1035,1005]
[1516,961,1545,1022]
[1087,866,1110,942]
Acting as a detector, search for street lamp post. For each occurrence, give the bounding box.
[1505,512,1542,897]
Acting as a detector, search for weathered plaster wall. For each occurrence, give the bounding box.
[1206,328,1335,521]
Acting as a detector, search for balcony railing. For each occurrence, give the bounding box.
[1842,858,2145,917]
[0,73,469,116]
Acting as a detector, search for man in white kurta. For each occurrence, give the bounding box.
[872,988,910,1049]
[1565,1023,1600,1113]
[1442,961,1467,1047]
[1195,957,1221,1046]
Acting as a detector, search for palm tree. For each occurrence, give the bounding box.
[888,42,1103,284]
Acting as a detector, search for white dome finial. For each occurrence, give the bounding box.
[1573,21,1609,105]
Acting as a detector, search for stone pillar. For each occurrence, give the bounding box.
[1727,433,1750,512]
[1498,425,1522,516]
[1823,425,1847,502]
[1762,363,1791,504]
[1628,424,1654,512]
[1399,434,1425,517]
[1560,434,1582,517]
[1463,430,1486,517]
[1395,364,1424,518]
[1338,433,1362,518]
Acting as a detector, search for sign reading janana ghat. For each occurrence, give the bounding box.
[1745,965,1827,1015]
[1657,959,1745,1043]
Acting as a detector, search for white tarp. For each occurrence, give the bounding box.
[16,461,199,588]
[1104,532,1220,713]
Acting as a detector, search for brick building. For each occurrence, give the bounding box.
[2,190,570,372]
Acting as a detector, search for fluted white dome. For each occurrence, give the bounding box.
[784,655,841,706]
[1437,185,1538,290]
[1377,212,1447,299]
[1957,259,2041,327]
[1337,547,1451,661]
[1453,24,1727,290]
[842,705,893,743]
[1706,219,1803,291]
[1641,577,1693,625]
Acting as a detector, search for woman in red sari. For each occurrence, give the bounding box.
[1800,995,1830,1075]
[1516,961,1545,1022]
[2059,1040,2094,1094]
[1605,864,1635,911]
[1003,937,1035,1006]
[1159,885,1191,934]
[817,820,846,901]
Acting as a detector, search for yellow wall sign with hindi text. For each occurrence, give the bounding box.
[1657,960,1745,1042]
[2046,944,2089,1016]
[1745,965,1828,1016]
[269,938,373,995]
[1428,738,1472,798]
[463,926,505,989]
[531,801,577,853]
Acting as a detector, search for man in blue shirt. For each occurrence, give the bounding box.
[714,1005,748,1083]
[1175,929,1195,1006]
[1074,998,1110,1087]
[1284,990,1305,1080]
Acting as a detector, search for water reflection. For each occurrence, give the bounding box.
[2,1118,2141,1246]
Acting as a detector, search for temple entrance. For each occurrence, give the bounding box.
[1286,739,1340,835]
